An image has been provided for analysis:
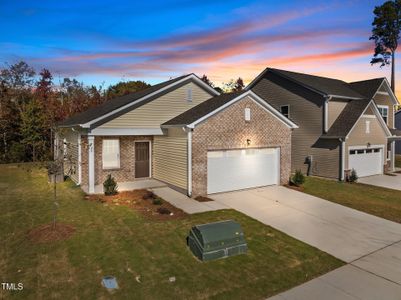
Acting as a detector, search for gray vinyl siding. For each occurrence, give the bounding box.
[61,128,80,184]
[153,128,188,190]
[252,73,341,179]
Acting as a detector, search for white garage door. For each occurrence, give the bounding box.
[207,148,279,194]
[348,147,383,177]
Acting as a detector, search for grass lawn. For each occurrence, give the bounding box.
[0,164,343,300]
[396,155,401,168]
[303,177,401,224]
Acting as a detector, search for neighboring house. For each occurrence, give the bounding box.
[58,74,297,196]
[396,110,401,154]
[247,68,400,180]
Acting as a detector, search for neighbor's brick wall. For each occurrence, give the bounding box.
[191,96,292,196]
[80,135,153,188]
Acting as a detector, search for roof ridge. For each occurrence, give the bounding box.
[349,77,386,84]
[269,68,347,83]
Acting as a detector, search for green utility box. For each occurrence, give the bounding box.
[187,220,247,261]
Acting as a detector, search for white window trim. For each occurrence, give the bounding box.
[377,105,389,124]
[365,120,371,134]
[244,107,251,121]
[134,140,152,178]
[102,139,121,170]
[187,87,192,102]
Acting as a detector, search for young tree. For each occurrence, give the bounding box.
[370,0,401,92]
[200,74,214,87]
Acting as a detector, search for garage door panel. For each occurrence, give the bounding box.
[348,147,383,177]
[207,148,279,194]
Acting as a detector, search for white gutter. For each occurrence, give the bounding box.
[340,138,346,181]
[187,129,192,197]
[324,96,332,133]
[77,134,82,185]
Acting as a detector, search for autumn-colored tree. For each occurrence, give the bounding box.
[106,80,150,99]
[201,74,214,87]
[223,77,245,93]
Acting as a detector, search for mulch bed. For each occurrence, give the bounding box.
[86,189,187,221]
[27,223,75,243]
[284,184,304,192]
[194,195,214,202]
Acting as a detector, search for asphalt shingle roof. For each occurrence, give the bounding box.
[269,68,365,99]
[59,74,190,127]
[163,92,244,126]
[322,99,371,138]
[349,78,385,99]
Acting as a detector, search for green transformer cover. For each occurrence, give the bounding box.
[187,220,247,261]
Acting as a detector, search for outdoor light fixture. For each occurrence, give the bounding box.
[246,139,251,146]
[367,142,371,148]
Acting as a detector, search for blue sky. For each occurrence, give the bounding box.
[0,0,397,95]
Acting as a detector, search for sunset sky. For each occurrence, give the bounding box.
[1,0,400,98]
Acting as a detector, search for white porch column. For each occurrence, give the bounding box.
[391,141,396,171]
[78,134,82,185]
[88,135,95,194]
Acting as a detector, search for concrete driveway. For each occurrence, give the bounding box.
[211,186,401,299]
[359,173,401,191]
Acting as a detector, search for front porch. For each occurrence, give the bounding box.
[81,178,165,194]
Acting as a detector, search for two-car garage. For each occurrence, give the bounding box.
[207,147,280,194]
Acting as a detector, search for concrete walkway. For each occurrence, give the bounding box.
[211,186,401,299]
[150,186,228,214]
[359,173,401,191]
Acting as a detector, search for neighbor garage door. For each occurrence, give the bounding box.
[207,148,279,194]
[348,147,383,177]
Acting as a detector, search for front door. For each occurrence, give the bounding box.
[135,142,150,178]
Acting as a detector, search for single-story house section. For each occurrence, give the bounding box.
[57,74,297,196]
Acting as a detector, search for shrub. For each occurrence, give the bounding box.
[157,207,171,215]
[291,169,305,186]
[348,169,358,183]
[103,174,118,196]
[152,197,163,205]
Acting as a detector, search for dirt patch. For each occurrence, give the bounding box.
[284,184,304,192]
[194,195,214,202]
[27,223,75,243]
[87,189,187,221]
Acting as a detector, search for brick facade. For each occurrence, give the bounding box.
[80,135,153,188]
[191,96,292,196]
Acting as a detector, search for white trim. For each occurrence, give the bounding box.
[78,134,82,185]
[391,141,396,171]
[324,100,329,133]
[90,128,165,136]
[187,130,192,197]
[80,74,219,128]
[187,90,298,129]
[377,104,389,125]
[279,104,290,119]
[374,79,399,105]
[134,140,152,179]
[88,136,95,194]
[345,100,392,139]
[276,147,281,185]
[347,144,385,175]
[376,91,389,96]
[340,139,345,181]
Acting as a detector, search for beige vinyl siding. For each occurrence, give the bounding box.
[328,100,348,128]
[345,108,388,170]
[153,128,187,190]
[373,92,395,129]
[252,75,341,179]
[100,82,212,128]
[62,129,80,184]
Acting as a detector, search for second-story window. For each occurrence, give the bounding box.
[280,105,290,118]
[377,105,388,124]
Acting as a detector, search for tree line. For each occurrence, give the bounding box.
[0,61,244,163]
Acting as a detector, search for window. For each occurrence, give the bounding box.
[365,120,370,134]
[244,107,251,121]
[280,105,290,118]
[377,105,388,124]
[350,150,356,155]
[102,139,120,169]
[187,88,192,102]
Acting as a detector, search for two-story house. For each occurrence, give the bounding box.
[248,68,400,180]
[58,74,297,196]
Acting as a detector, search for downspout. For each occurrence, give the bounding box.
[324,95,332,133]
[339,138,345,181]
[187,128,193,197]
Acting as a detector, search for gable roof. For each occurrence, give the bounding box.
[163,90,298,129]
[349,78,385,99]
[322,99,392,139]
[247,68,364,99]
[59,74,219,128]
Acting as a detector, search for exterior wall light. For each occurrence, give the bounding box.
[246,139,251,146]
